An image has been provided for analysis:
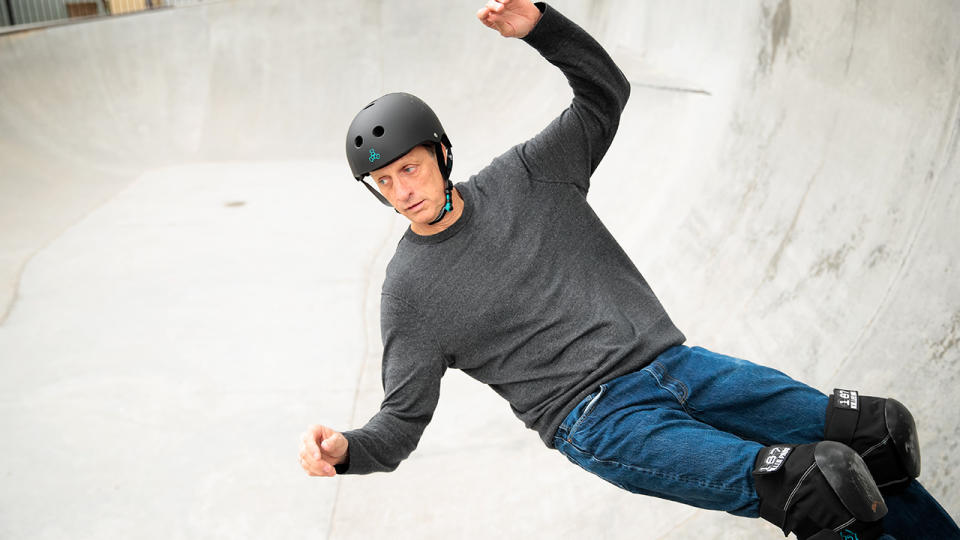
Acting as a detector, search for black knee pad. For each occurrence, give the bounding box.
[753,441,887,540]
[825,388,921,489]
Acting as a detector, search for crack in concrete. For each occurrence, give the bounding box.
[325,216,397,540]
[0,261,24,326]
[844,0,862,75]
[0,178,137,327]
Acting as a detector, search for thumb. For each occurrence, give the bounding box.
[321,432,346,454]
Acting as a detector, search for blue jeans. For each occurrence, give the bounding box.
[554,345,959,538]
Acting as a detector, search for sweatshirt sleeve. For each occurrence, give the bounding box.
[517,2,631,195]
[338,293,446,475]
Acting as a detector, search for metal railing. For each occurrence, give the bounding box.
[1,0,206,28]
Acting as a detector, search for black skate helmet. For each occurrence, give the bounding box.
[345,92,454,222]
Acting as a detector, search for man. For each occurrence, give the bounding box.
[300,1,957,538]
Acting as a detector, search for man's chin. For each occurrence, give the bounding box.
[405,204,437,224]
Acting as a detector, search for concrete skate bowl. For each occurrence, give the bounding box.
[1,1,958,538]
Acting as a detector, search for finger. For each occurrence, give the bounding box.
[478,12,503,32]
[320,432,343,454]
[300,452,334,477]
[299,442,334,474]
[477,7,502,29]
[308,460,336,477]
[298,445,316,465]
[304,427,322,459]
[299,442,325,467]
[300,432,318,460]
[485,0,504,13]
[299,433,314,459]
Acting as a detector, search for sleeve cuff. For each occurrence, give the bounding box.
[521,3,565,50]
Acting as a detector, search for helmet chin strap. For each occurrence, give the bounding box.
[427,179,453,225]
[427,142,454,225]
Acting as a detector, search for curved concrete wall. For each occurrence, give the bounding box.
[1,1,957,537]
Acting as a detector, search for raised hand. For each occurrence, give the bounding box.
[476,0,542,38]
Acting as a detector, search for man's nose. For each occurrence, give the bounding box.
[394,175,414,201]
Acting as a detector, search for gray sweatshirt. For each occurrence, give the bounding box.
[340,3,685,475]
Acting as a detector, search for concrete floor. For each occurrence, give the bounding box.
[1,0,958,538]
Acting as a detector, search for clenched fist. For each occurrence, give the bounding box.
[299,424,349,477]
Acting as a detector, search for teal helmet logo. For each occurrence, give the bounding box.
[368,148,381,163]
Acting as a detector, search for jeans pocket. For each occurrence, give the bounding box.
[567,384,607,442]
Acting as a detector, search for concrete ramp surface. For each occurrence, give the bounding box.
[1,1,958,538]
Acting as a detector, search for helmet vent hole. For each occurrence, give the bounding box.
[372,126,385,137]
[354,136,363,148]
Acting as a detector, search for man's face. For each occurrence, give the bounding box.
[369,145,446,226]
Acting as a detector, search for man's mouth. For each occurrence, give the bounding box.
[406,200,424,211]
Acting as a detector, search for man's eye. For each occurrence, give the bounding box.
[377,178,388,185]
[403,166,416,174]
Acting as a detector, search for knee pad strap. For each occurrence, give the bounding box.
[824,389,861,445]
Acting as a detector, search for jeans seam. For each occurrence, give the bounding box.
[661,371,690,403]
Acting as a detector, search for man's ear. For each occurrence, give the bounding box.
[440,143,448,165]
